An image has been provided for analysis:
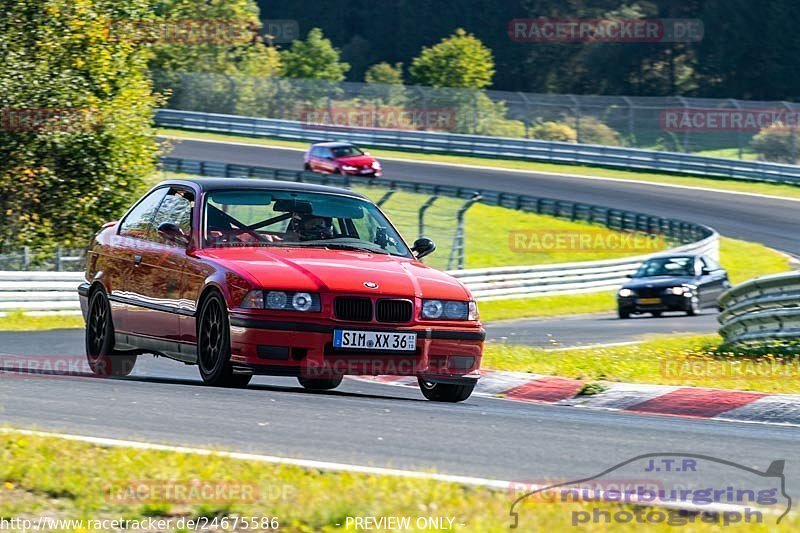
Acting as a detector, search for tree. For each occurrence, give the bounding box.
[409,28,494,89]
[280,27,350,81]
[148,0,282,113]
[0,0,160,251]
[365,62,404,85]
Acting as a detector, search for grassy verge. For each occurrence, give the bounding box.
[0,311,83,332]
[0,431,795,532]
[159,128,800,200]
[484,334,800,395]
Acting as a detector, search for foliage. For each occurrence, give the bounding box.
[577,117,622,146]
[750,123,799,164]
[280,27,350,81]
[0,0,160,250]
[409,28,494,89]
[365,62,404,85]
[530,121,577,143]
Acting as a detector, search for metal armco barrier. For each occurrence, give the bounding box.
[0,271,83,313]
[718,272,800,346]
[156,109,800,185]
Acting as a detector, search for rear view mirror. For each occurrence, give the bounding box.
[157,222,189,245]
[412,237,436,259]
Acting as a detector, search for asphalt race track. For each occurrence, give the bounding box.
[166,137,800,256]
[485,311,719,348]
[1,330,799,497]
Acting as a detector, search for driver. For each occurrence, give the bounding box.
[293,214,334,241]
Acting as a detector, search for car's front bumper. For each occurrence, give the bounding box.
[228,314,483,381]
[618,294,694,313]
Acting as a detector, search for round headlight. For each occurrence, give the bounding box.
[618,288,633,298]
[266,291,288,309]
[667,287,685,295]
[444,301,468,320]
[292,292,313,312]
[422,300,443,319]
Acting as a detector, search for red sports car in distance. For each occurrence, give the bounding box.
[304,142,382,178]
[79,178,483,402]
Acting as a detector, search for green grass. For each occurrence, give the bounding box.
[160,128,800,200]
[0,311,83,331]
[1,431,797,532]
[484,334,800,395]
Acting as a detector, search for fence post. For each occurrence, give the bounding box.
[447,193,482,270]
[23,246,30,270]
[376,189,396,207]
[55,247,63,272]
[418,195,439,238]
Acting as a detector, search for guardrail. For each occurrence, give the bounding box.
[3,158,718,312]
[156,109,800,185]
[718,272,800,347]
[0,271,83,313]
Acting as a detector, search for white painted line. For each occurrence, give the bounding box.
[160,134,800,204]
[1,428,780,522]
[0,427,512,490]
[545,340,642,352]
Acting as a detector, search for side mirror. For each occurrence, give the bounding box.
[625,274,633,278]
[157,222,189,246]
[701,268,712,275]
[412,237,435,259]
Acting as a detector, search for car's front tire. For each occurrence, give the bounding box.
[618,307,631,319]
[686,295,700,316]
[297,375,343,391]
[85,288,136,377]
[418,378,474,402]
[197,292,252,388]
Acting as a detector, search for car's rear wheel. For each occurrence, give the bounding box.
[297,375,343,391]
[197,292,252,388]
[86,289,136,377]
[418,378,474,402]
[304,163,312,172]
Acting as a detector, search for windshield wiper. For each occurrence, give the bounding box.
[319,242,390,255]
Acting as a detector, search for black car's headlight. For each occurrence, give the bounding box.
[421,299,478,321]
[618,288,634,298]
[664,286,693,296]
[240,290,321,312]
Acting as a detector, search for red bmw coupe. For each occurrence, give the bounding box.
[79,178,484,402]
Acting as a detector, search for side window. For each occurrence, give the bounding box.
[153,188,194,244]
[702,256,722,272]
[118,188,168,240]
[311,147,321,157]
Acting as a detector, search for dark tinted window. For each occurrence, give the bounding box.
[331,145,364,158]
[152,188,194,244]
[119,188,168,240]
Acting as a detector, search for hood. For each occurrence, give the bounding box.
[336,154,376,166]
[197,246,470,300]
[623,276,697,290]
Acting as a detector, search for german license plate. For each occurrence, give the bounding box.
[637,298,662,305]
[333,330,417,351]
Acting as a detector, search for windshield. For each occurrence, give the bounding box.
[331,145,364,158]
[203,189,411,257]
[633,257,696,278]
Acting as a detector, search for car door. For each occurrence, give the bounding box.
[319,147,337,173]
[125,187,194,344]
[115,187,169,335]
[700,256,728,306]
[309,146,323,172]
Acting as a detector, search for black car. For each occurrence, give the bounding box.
[617,254,731,318]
